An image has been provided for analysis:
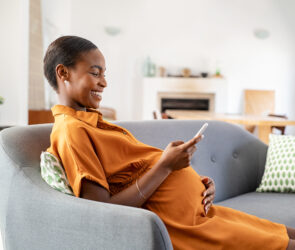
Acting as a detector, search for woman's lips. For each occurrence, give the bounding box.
[91,90,102,100]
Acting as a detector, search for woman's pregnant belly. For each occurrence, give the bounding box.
[143,166,207,226]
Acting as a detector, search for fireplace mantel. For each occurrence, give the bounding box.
[142,77,227,120]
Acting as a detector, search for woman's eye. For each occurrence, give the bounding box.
[89,72,106,78]
[90,72,99,77]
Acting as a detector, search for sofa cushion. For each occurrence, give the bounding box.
[216,192,295,228]
[40,152,74,195]
[256,134,295,192]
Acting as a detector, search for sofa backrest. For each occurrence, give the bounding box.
[0,120,268,204]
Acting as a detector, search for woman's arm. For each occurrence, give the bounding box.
[81,137,200,207]
[81,160,171,207]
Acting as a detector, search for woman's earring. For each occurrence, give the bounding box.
[64,80,70,85]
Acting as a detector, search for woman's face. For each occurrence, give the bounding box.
[65,48,107,110]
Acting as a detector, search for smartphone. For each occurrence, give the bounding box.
[194,123,208,138]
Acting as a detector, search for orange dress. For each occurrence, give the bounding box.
[48,105,289,250]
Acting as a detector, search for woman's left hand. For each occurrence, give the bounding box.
[201,176,216,215]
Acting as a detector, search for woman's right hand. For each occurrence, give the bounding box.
[159,135,203,172]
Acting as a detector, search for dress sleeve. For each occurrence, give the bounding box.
[57,125,109,197]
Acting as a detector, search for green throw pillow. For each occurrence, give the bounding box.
[40,152,74,196]
[256,134,295,193]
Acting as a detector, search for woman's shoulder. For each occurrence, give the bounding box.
[52,114,89,136]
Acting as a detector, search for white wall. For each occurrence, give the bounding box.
[41,0,71,109]
[0,0,29,245]
[0,0,29,126]
[42,0,295,133]
[0,0,29,246]
[274,0,295,133]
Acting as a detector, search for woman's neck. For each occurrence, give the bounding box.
[57,95,86,112]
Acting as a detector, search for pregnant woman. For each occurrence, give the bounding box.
[44,35,295,250]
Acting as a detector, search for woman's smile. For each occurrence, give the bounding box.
[90,90,102,100]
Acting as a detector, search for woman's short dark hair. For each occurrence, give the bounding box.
[43,36,97,90]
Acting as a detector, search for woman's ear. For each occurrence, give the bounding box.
[56,64,69,83]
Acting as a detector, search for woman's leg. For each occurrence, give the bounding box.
[287,239,295,250]
[287,227,295,240]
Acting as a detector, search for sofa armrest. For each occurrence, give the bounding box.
[1,163,171,250]
[3,168,172,250]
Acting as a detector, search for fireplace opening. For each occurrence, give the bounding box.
[157,92,215,115]
[161,98,210,113]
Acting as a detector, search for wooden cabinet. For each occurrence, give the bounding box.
[28,110,54,125]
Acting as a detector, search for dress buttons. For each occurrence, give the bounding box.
[210,156,216,163]
[233,152,238,159]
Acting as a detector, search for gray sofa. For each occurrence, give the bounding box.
[0,120,294,250]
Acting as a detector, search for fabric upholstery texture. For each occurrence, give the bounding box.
[216,191,295,227]
[0,120,294,250]
[257,134,295,192]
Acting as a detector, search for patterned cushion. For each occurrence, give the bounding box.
[256,134,295,192]
[40,152,74,195]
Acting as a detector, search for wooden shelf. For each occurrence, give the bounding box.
[28,110,54,125]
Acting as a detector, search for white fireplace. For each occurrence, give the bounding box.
[142,77,227,120]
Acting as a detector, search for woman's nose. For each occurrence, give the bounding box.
[98,77,107,88]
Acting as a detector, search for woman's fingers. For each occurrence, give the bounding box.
[202,180,215,211]
[181,135,203,151]
[203,194,214,205]
[205,201,213,215]
[203,194,214,215]
[170,140,184,147]
[186,145,197,155]
[205,185,215,196]
[201,177,216,215]
[202,177,215,196]
[181,138,198,151]
[202,184,215,197]
[203,177,213,186]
